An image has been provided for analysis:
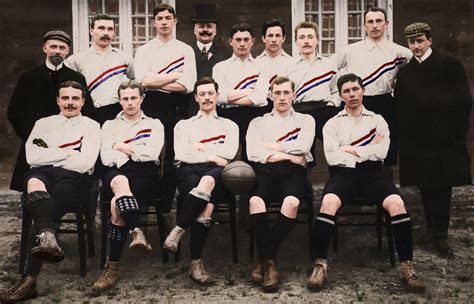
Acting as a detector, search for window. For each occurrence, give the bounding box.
[72,0,175,55]
[292,0,393,56]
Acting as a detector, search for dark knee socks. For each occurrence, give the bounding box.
[313,213,336,260]
[270,213,296,258]
[115,196,140,231]
[391,213,413,262]
[250,212,272,261]
[190,218,211,260]
[27,191,55,233]
[108,223,128,262]
[177,188,210,229]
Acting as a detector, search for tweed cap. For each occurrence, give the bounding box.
[404,22,431,38]
[43,30,71,45]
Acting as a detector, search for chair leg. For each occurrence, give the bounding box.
[385,213,396,266]
[85,204,95,258]
[100,201,110,269]
[248,228,254,262]
[154,202,169,264]
[76,209,87,277]
[332,217,338,253]
[307,196,315,260]
[376,206,383,251]
[174,197,182,263]
[229,195,238,263]
[19,205,32,274]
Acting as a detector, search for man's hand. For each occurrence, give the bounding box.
[193,142,206,151]
[207,155,229,167]
[289,154,307,168]
[113,142,133,156]
[370,134,384,145]
[66,149,80,156]
[340,145,359,157]
[262,142,283,152]
[33,138,48,148]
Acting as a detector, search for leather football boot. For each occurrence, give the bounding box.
[30,230,64,262]
[262,259,279,292]
[0,275,37,303]
[91,261,119,293]
[307,258,328,291]
[400,261,426,292]
[129,228,152,254]
[162,226,185,253]
[250,261,263,285]
[189,259,214,284]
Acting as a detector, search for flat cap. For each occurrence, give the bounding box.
[43,30,71,45]
[404,22,431,38]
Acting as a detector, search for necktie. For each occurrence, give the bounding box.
[201,46,207,55]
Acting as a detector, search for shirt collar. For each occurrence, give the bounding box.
[197,41,213,51]
[45,59,63,71]
[257,49,291,59]
[365,38,388,51]
[230,53,255,63]
[296,52,322,63]
[269,108,295,117]
[337,105,373,118]
[415,47,432,63]
[88,45,117,55]
[193,110,219,121]
[58,113,82,125]
[117,110,148,122]
[154,37,176,47]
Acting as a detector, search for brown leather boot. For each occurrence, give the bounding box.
[30,230,64,262]
[262,259,279,292]
[250,261,263,285]
[162,226,185,253]
[0,275,37,302]
[129,228,152,254]
[307,258,328,291]
[189,259,214,284]
[400,261,425,292]
[91,261,119,293]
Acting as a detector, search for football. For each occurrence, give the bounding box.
[222,161,256,194]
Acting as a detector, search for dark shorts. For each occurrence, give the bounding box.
[176,163,225,203]
[102,160,160,206]
[251,161,307,204]
[323,161,400,206]
[24,166,92,220]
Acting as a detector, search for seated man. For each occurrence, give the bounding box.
[246,76,315,292]
[92,80,164,292]
[307,73,425,291]
[0,81,100,302]
[163,77,238,284]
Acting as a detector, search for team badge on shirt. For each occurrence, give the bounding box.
[350,128,377,146]
[295,70,336,101]
[59,136,83,151]
[88,64,128,93]
[200,135,226,145]
[158,57,185,74]
[124,129,152,144]
[277,128,301,142]
[362,57,406,87]
[234,74,259,90]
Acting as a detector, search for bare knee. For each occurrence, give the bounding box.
[281,196,300,219]
[110,175,132,197]
[319,194,341,215]
[196,176,215,193]
[27,178,47,193]
[249,196,266,214]
[382,194,406,216]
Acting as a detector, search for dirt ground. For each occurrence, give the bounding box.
[0,186,472,303]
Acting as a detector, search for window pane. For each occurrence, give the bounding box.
[321,14,335,38]
[305,14,318,24]
[321,41,335,55]
[148,0,161,14]
[347,0,361,11]
[305,0,319,12]
[133,18,146,42]
[105,0,119,15]
[365,0,378,10]
[347,13,361,38]
[321,0,334,11]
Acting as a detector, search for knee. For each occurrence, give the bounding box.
[282,196,300,212]
[198,175,215,191]
[110,175,130,193]
[320,194,341,215]
[27,178,47,193]
[383,195,406,215]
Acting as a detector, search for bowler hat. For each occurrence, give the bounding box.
[192,3,219,23]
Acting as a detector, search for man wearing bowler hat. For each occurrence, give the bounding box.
[8,30,94,193]
[188,3,230,115]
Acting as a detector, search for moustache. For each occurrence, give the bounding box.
[100,35,111,40]
[64,105,77,110]
[199,31,212,36]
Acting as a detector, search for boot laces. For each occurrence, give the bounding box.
[311,263,325,279]
[194,260,207,279]
[35,232,47,245]
[170,228,184,243]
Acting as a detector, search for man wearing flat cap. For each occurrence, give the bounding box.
[188,3,230,115]
[7,30,94,193]
[395,22,472,258]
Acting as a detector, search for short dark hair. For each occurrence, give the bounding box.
[57,80,85,98]
[90,14,114,29]
[364,7,387,22]
[270,76,295,93]
[194,77,219,95]
[153,3,176,19]
[261,19,286,37]
[337,73,364,93]
[117,80,144,98]
[229,23,253,38]
[294,21,319,40]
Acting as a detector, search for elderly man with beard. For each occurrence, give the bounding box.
[66,14,133,125]
[8,30,93,194]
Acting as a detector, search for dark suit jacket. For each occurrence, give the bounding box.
[7,63,94,191]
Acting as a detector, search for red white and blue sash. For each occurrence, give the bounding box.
[59,136,83,151]
[295,70,336,101]
[350,128,376,147]
[234,74,259,90]
[199,135,225,144]
[277,128,301,143]
[123,129,152,144]
[362,57,406,87]
[158,57,185,74]
[88,65,128,93]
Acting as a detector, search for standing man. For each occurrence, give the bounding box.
[246,76,315,292]
[8,30,93,193]
[308,74,425,292]
[287,21,339,141]
[92,80,164,292]
[255,18,293,103]
[0,81,100,302]
[188,3,230,115]
[334,7,412,169]
[163,77,238,284]
[134,3,197,217]
[395,23,472,257]
[65,14,133,125]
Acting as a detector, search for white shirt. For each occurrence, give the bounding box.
[65,46,133,108]
[101,111,164,168]
[323,106,390,168]
[246,109,315,163]
[212,54,269,106]
[333,38,412,96]
[26,114,100,174]
[174,111,239,165]
[415,47,432,63]
[255,49,293,85]
[134,37,196,93]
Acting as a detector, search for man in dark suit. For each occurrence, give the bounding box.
[188,3,230,115]
[7,30,94,193]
